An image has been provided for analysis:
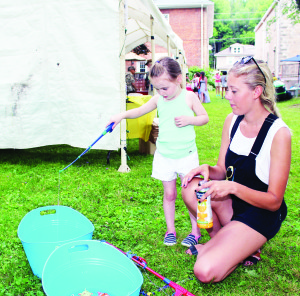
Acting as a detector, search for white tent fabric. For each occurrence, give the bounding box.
[125,0,184,55]
[0,0,184,150]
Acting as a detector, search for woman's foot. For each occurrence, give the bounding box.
[242,249,261,266]
[185,244,205,256]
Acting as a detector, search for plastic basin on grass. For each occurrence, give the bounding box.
[42,240,143,296]
[17,205,94,278]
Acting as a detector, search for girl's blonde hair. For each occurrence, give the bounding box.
[229,58,280,117]
[149,57,182,82]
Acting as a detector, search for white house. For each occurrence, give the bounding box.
[214,43,255,72]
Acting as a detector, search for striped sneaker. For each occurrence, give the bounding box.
[163,232,177,246]
[181,233,201,247]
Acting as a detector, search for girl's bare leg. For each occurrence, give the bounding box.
[162,179,177,233]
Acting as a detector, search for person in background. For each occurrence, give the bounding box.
[108,57,209,248]
[221,71,228,99]
[199,72,208,103]
[214,71,221,97]
[126,66,137,94]
[186,73,190,82]
[192,73,201,100]
[145,60,153,95]
[181,56,291,282]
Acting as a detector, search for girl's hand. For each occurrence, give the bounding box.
[107,114,124,130]
[174,115,189,127]
[182,164,210,188]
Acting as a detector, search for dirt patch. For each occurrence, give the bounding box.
[287,104,300,108]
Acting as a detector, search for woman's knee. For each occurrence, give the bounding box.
[194,262,216,283]
[193,260,222,283]
[182,179,198,200]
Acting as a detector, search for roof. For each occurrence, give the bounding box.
[125,0,185,57]
[153,0,214,9]
[125,52,146,61]
[214,43,255,57]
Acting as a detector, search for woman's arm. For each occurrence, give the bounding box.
[200,126,291,211]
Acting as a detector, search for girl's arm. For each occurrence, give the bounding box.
[108,95,158,129]
[182,113,232,188]
[174,91,209,127]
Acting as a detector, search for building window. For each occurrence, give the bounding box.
[234,48,237,53]
[139,61,146,73]
[238,48,240,53]
[163,14,169,23]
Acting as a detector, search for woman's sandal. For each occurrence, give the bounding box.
[185,244,199,256]
[242,249,261,266]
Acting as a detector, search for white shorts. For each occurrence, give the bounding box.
[151,150,199,181]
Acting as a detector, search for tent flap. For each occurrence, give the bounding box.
[0,0,185,150]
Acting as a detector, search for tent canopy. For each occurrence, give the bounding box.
[281,55,300,62]
[0,0,185,150]
[281,55,300,85]
[125,0,184,56]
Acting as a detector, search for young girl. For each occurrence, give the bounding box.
[108,57,209,247]
[191,72,200,100]
[198,72,208,103]
[214,71,221,97]
[221,71,228,99]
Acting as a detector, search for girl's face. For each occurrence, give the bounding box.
[225,73,255,115]
[151,72,182,100]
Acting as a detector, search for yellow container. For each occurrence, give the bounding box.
[196,189,213,229]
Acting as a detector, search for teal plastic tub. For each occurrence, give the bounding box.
[42,240,143,296]
[17,206,94,278]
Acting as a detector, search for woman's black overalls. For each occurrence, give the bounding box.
[225,113,287,240]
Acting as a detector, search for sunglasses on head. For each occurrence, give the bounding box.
[226,166,235,181]
[234,56,266,84]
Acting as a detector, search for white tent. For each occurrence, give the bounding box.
[0,0,185,170]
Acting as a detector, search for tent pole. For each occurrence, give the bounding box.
[118,0,130,173]
[151,15,156,96]
[167,35,171,57]
[181,52,187,89]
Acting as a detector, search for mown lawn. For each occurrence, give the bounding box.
[0,94,299,295]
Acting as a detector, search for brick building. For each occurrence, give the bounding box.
[153,0,214,68]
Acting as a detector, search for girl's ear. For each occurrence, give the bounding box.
[176,74,183,84]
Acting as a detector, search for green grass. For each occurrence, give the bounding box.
[0,94,299,296]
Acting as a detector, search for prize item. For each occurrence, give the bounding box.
[196,181,213,229]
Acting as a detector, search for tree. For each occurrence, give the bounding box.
[210,0,274,51]
[281,0,300,24]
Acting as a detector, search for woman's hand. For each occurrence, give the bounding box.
[182,164,210,188]
[197,180,236,202]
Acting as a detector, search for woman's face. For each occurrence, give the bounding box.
[225,73,255,115]
[151,72,182,100]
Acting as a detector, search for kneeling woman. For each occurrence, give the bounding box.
[181,57,291,283]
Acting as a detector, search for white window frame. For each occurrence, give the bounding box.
[163,13,169,23]
[139,61,146,73]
